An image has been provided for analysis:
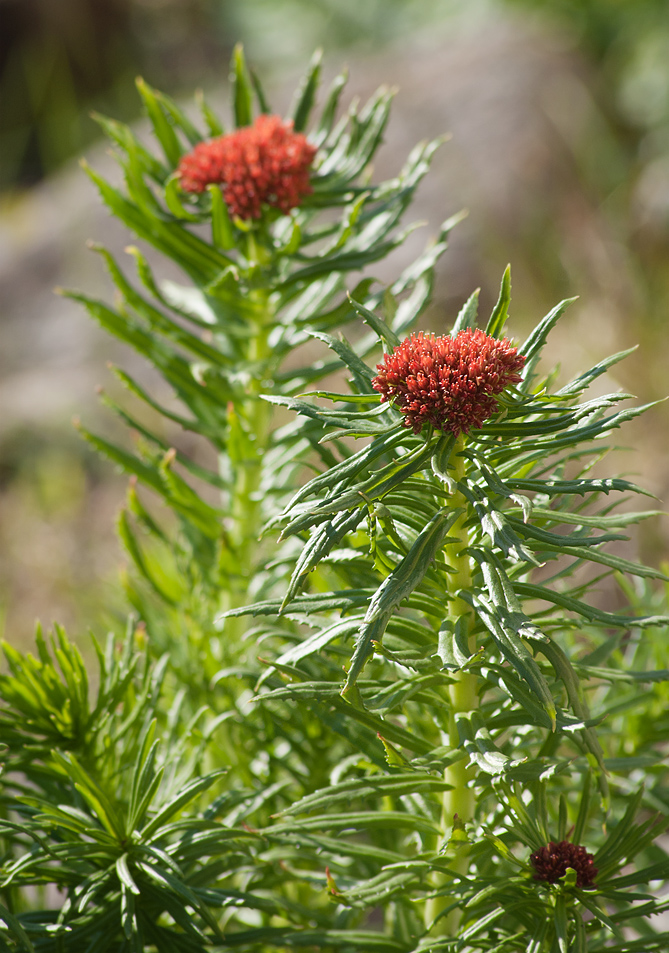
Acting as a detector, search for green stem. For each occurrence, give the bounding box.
[219,235,276,635]
[425,435,476,936]
[229,298,272,565]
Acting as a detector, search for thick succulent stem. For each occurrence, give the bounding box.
[426,435,476,936]
[229,294,273,565]
[219,238,276,637]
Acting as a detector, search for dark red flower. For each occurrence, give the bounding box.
[530,841,598,889]
[371,329,525,437]
[177,114,316,220]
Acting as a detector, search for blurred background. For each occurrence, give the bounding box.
[1,0,669,644]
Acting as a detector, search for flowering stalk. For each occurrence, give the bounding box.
[232,267,669,949]
[175,113,313,592]
[424,435,477,934]
[59,46,446,692]
[373,327,525,933]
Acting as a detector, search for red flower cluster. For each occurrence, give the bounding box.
[177,114,316,220]
[372,328,525,437]
[530,841,598,889]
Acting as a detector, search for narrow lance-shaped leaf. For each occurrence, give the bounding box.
[485,264,511,339]
[538,639,609,805]
[280,508,366,612]
[280,439,432,537]
[349,295,400,350]
[208,184,236,250]
[231,43,253,128]
[281,428,406,513]
[451,288,480,335]
[290,49,322,132]
[519,297,578,389]
[278,771,452,817]
[196,88,224,137]
[164,174,202,221]
[136,77,183,167]
[315,68,348,143]
[342,506,463,697]
[249,67,271,114]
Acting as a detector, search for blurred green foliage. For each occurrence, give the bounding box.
[0,0,233,191]
[501,0,669,319]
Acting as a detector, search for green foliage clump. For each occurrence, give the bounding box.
[2,46,669,953]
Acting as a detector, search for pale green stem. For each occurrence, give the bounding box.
[425,435,475,936]
[228,298,272,564]
[219,234,275,637]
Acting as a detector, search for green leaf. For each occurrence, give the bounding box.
[485,264,511,338]
[556,346,638,397]
[573,912,587,953]
[51,751,126,842]
[81,162,233,284]
[307,328,378,391]
[451,288,480,335]
[539,638,607,798]
[140,770,226,840]
[249,68,271,114]
[458,481,540,565]
[195,88,224,136]
[519,297,578,387]
[278,772,451,816]
[0,902,36,952]
[281,232,411,288]
[282,428,405,511]
[136,77,183,167]
[573,771,592,845]
[272,618,362,669]
[455,710,521,775]
[281,440,434,538]
[148,87,203,146]
[137,861,223,938]
[220,927,409,951]
[343,506,463,693]
[316,69,348,143]
[117,510,179,607]
[554,894,569,953]
[116,854,140,896]
[349,295,400,350]
[164,174,202,221]
[462,584,557,729]
[231,43,253,127]
[280,508,365,611]
[92,112,167,181]
[515,581,669,629]
[291,49,322,132]
[217,589,374,621]
[208,184,236,250]
[268,810,439,836]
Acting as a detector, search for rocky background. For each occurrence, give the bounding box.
[2,0,668,645]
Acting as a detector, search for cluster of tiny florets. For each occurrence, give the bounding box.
[371,328,525,437]
[177,114,316,220]
[530,841,598,889]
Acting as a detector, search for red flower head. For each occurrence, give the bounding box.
[372,328,525,437]
[177,114,317,220]
[530,840,598,889]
